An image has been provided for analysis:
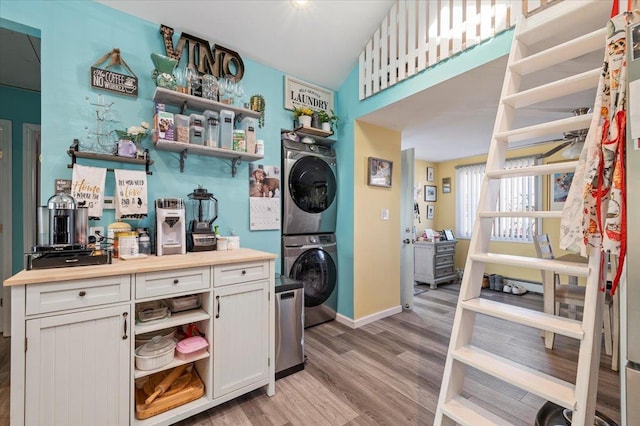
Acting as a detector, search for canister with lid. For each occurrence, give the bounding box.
[115,231,138,258]
[240,116,257,154]
[256,139,265,156]
[189,126,205,145]
[219,109,235,149]
[203,110,219,147]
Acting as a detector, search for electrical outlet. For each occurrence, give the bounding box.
[89,227,104,241]
[103,196,115,209]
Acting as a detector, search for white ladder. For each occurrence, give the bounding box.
[434,1,611,425]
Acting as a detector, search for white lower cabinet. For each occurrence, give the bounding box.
[10,255,275,426]
[213,280,269,397]
[25,305,131,426]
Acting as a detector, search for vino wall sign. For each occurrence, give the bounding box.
[160,25,245,82]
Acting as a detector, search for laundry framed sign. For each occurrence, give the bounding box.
[284,75,334,112]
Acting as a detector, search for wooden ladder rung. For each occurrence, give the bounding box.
[485,161,578,179]
[469,253,589,277]
[516,0,609,45]
[452,346,577,409]
[460,298,584,339]
[494,114,593,144]
[510,28,605,76]
[502,68,600,109]
[478,211,562,219]
[441,396,513,426]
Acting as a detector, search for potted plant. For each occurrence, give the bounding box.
[318,109,339,132]
[293,106,314,128]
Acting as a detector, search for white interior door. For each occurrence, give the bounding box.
[400,148,415,310]
[0,119,12,334]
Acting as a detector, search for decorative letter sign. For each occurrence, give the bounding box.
[160,25,245,82]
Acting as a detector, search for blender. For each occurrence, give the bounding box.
[187,186,218,251]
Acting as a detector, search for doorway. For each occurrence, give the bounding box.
[0,25,42,335]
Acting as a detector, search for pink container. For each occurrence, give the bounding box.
[175,336,208,360]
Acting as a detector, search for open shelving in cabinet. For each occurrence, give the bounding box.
[133,290,212,424]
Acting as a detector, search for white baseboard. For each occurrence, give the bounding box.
[336,305,403,329]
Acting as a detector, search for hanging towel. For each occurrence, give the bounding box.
[71,164,107,219]
[559,7,637,294]
[114,169,148,220]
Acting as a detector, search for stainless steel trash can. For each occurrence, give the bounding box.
[275,274,304,379]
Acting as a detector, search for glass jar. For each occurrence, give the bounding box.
[115,231,138,258]
[138,230,151,255]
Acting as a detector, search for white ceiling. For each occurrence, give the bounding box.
[97,0,395,91]
[2,1,607,162]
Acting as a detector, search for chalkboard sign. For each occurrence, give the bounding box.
[90,67,138,98]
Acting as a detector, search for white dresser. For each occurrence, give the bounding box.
[414,240,457,289]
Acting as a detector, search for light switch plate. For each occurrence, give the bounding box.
[381,209,389,220]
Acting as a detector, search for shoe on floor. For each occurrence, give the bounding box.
[502,283,513,293]
[511,284,527,295]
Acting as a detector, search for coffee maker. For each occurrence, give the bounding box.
[187,186,218,251]
[47,192,77,246]
[155,198,186,256]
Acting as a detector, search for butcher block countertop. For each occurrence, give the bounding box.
[4,248,278,286]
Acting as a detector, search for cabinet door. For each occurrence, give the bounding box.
[213,281,268,398]
[25,305,131,426]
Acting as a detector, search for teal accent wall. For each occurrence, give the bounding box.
[0,0,334,275]
[334,31,513,319]
[2,0,514,321]
[0,86,41,273]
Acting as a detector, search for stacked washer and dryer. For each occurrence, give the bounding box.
[282,137,338,328]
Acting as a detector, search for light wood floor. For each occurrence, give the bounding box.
[0,284,620,425]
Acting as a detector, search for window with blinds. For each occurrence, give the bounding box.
[455,157,540,242]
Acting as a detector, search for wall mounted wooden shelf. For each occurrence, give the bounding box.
[154,138,263,176]
[67,139,154,175]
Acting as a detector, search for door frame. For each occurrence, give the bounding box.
[22,123,40,251]
[400,148,415,310]
[1,119,12,334]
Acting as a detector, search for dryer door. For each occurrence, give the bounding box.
[290,248,337,307]
[288,156,336,214]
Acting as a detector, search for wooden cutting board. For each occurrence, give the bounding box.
[135,368,205,420]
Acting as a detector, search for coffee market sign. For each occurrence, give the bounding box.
[90,48,138,97]
[284,75,334,113]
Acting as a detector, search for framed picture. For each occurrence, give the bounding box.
[427,205,434,220]
[632,22,640,61]
[443,229,455,241]
[549,166,574,211]
[442,177,451,193]
[368,157,393,187]
[424,185,437,202]
[427,167,434,182]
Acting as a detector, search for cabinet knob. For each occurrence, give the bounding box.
[79,291,86,297]
[241,270,246,275]
[173,279,179,284]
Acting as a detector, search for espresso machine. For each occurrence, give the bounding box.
[187,186,218,251]
[155,198,186,256]
[48,192,77,246]
[27,192,110,269]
